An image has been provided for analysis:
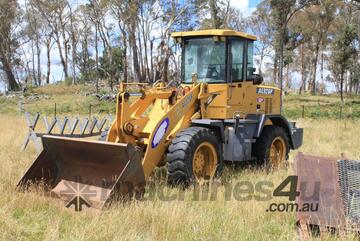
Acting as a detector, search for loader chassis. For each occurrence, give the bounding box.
[18,29,303,209]
[192,115,303,162]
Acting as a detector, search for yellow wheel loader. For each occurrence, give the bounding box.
[18,29,303,210]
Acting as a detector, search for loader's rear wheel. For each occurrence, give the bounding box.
[166,127,223,186]
[252,126,289,169]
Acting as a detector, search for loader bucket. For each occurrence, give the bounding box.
[18,135,145,210]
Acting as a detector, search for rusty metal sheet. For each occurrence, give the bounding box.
[294,152,346,228]
[18,135,145,211]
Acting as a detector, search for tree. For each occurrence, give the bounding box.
[270,0,314,108]
[331,25,358,102]
[0,0,21,91]
[32,0,71,80]
[99,47,123,90]
[291,0,337,94]
[247,1,275,76]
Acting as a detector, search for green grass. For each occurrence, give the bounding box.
[2,84,359,120]
[0,84,116,116]
[283,93,360,119]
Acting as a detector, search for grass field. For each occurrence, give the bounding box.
[0,85,360,240]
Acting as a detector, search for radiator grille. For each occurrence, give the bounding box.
[265,98,273,114]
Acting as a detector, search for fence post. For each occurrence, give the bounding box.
[339,105,342,120]
[54,102,57,118]
[89,104,92,119]
[302,105,305,118]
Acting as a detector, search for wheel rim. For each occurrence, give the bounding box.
[192,142,218,183]
[269,137,286,168]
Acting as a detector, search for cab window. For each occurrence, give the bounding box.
[183,38,226,83]
[229,39,244,82]
[247,41,255,78]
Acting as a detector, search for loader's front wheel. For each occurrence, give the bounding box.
[166,127,223,186]
[252,126,289,169]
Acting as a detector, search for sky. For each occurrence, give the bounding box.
[230,0,261,16]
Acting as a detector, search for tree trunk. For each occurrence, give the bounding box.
[129,23,141,82]
[162,50,170,83]
[0,53,19,91]
[273,57,278,85]
[54,31,68,79]
[285,64,290,89]
[120,27,128,83]
[209,0,221,28]
[310,37,322,95]
[340,70,344,103]
[36,35,41,86]
[142,23,150,83]
[46,43,51,84]
[349,70,353,94]
[59,14,69,79]
[70,7,77,85]
[299,44,306,94]
[31,41,36,85]
[150,39,154,82]
[137,30,144,81]
[46,38,51,84]
[278,26,285,112]
[95,27,99,92]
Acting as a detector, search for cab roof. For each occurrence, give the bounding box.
[171,29,257,41]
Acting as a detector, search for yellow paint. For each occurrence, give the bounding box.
[106,30,281,180]
[188,82,280,119]
[171,29,257,41]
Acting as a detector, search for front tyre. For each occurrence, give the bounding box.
[252,126,290,169]
[166,127,223,186]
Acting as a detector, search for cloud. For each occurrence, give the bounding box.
[229,0,256,16]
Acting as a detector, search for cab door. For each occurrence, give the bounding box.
[227,38,245,115]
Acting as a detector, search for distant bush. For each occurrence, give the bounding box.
[64,77,73,86]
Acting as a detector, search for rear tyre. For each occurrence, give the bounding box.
[166,127,223,186]
[252,126,290,169]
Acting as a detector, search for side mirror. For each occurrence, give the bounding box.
[248,74,263,85]
[249,67,257,73]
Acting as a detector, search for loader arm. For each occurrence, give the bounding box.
[142,84,202,178]
[107,83,205,179]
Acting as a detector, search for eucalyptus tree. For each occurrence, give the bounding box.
[0,0,21,90]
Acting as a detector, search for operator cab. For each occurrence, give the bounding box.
[172,29,262,84]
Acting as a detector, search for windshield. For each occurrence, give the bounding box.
[183,38,226,83]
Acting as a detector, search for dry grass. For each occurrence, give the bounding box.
[0,114,359,241]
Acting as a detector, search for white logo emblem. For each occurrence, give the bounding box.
[151,118,169,148]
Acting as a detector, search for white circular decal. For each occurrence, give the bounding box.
[257,97,264,103]
[151,118,169,148]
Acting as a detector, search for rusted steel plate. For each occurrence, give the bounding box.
[294,152,346,228]
[18,135,145,211]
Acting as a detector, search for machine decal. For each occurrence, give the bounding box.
[257,97,264,103]
[151,118,170,148]
[182,94,193,108]
[256,88,274,95]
